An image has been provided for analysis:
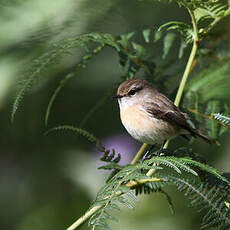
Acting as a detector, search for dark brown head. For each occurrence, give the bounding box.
[114,78,157,109]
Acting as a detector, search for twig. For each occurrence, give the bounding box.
[67,206,101,230]
[130,143,148,165]
[67,177,164,230]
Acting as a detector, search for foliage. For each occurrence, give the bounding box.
[11,0,230,230]
[44,125,101,145]
[11,33,120,124]
[171,175,230,230]
[185,93,230,139]
[88,153,230,230]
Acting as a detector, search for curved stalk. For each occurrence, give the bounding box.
[66,177,164,230]
[67,206,101,230]
[130,143,148,165]
[146,8,199,176]
[174,8,198,107]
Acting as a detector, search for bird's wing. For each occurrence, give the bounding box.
[144,93,215,143]
[145,98,195,135]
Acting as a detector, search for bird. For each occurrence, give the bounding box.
[114,78,215,148]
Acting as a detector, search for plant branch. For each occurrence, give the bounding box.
[130,143,148,165]
[146,8,199,177]
[67,206,101,230]
[174,8,198,107]
[66,177,165,230]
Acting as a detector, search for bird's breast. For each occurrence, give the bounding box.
[120,105,179,144]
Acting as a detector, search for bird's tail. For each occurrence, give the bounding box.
[194,129,216,144]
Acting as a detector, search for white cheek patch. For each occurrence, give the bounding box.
[118,97,136,110]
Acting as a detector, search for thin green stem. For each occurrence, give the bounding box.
[147,8,199,177]
[130,143,148,165]
[66,177,164,230]
[67,206,101,230]
[174,8,198,107]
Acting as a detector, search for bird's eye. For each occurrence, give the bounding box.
[128,89,136,96]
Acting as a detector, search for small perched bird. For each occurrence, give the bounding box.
[114,78,215,146]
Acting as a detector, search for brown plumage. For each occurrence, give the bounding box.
[116,78,215,144]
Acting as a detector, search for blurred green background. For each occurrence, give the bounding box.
[0,1,230,230]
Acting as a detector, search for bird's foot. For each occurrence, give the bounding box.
[142,145,156,162]
[156,147,171,156]
[142,152,157,161]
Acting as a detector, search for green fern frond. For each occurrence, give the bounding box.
[184,60,230,138]
[45,45,105,126]
[159,21,193,44]
[186,62,230,102]
[170,175,230,230]
[142,28,151,43]
[89,172,138,229]
[80,93,109,128]
[135,181,169,195]
[89,162,165,229]
[146,156,198,176]
[44,125,101,145]
[162,32,176,59]
[12,32,120,123]
[213,112,230,136]
[185,91,230,138]
[99,148,121,164]
[159,189,175,214]
[98,163,123,171]
[89,153,230,230]
[45,72,74,126]
[178,157,230,186]
[135,185,175,214]
[146,156,230,186]
[11,76,34,123]
[213,113,230,127]
[205,100,220,139]
[194,3,227,23]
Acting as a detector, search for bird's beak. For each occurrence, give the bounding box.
[112,94,122,99]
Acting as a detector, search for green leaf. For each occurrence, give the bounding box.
[194,7,212,23]
[171,175,230,230]
[153,30,163,42]
[213,113,230,126]
[142,28,151,43]
[213,112,230,136]
[118,32,135,49]
[179,157,230,186]
[187,61,230,102]
[159,21,192,44]
[178,38,187,58]
[132,42,146,57]
[162,32,176,59]
[194,4,227,23]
